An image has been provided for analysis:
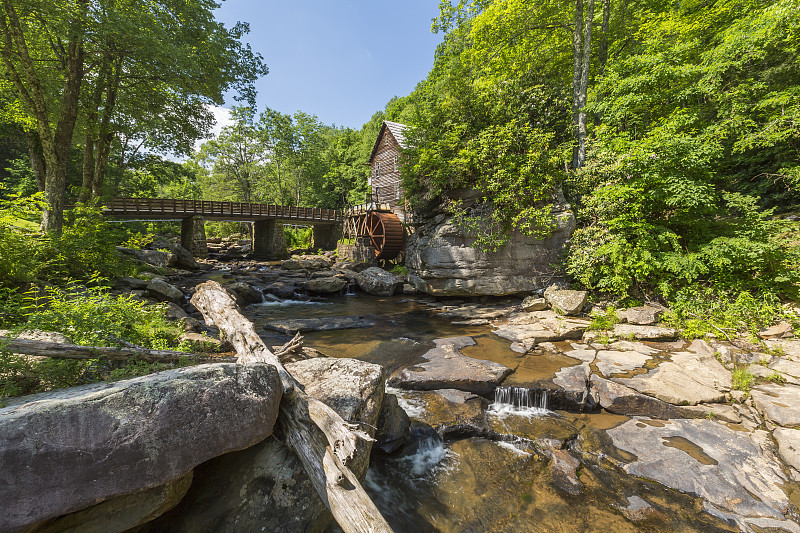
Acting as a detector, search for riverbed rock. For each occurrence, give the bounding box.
[117,247,175,268]
[152,241,200,270]
[281,255,333,271]
[751,383,800,427]
[389,337,513,397]
[355,267,403,296]
[607,418,797,532]
[522,296,548,312]
[147,358,385,533]
[544,286,587,316]
[773,427,800,472]
[493,312,589,347]
[305,276,347,294]
[37,472,193,533]
[612,324,678,341]
[146,278,184,304]
[0,363,282,533]
[405,209,575,296]
[375,393,411,454]
[615,351,731,405]
[264,315,377,334]
[226,281,263,304]
[263,280,297,299]
[590,376,692,419]
[401,388,490,439]
[552,363,595,410]
[759,321,795,339]
[625,305,665,325]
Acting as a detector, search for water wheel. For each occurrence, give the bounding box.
[362,211,404,260]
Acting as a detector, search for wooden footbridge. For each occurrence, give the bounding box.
[103,198,343,259]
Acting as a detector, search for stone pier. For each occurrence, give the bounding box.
[312,223,342,250]
[180,216,208,258]
[253,220,288,260]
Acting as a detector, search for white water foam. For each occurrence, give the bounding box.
[398,439,449,477]
[496,440,532,456]
[386,385,426,418]
[253,299,332,307]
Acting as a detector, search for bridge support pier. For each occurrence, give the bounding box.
[253,220,288,260]
[311,223,341,250]
[181,216,208,258]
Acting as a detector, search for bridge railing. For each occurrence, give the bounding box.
[105,198,342,222]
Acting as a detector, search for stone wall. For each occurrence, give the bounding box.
[337,241,378,265]
[405,208,575,296]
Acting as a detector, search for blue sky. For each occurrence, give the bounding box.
[212,0,445,130]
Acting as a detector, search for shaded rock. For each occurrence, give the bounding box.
[147,358,384,533]
[152,241,199,270]
[681,403,742,424]
[0,363,282,533]
[607,419,796,531]
[552,363,595,410]
[226,282,263,304]
[178,332,223,350]
[264,315,377,334]
[146,278,184,304]
[613,324,678,341]
[759,321,795,339]
[773,427,800,471]
[522,296,548,312]
[595,350,651,377]
[0,329,73,344]
[305,276,347,294]
[402,283,417,295]
[375,394,411,454]
[117,247,175,268]
[590,376,692,419]
[355,267,403,296]
[406,209,575,296]
[544,286,587,316]
[389,337,512,397]
[616,352,730,405]
[751,384,800,427]
[164,302,190,321]
[625,305,665,325]
[37,472,193,533]
[117,276,149,290]
[263,280,296,299]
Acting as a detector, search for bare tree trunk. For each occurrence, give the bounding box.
[93,55,121,198]
[571,0,595,170]
[571,0,584,170]
[190,281,394,533]
[24,131,46,192]
[597,0,611,77]
[79,60,107,203]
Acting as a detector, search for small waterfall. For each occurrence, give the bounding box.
[491,386,549,416]
[345,281,357,296]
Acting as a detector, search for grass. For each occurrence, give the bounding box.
[731,367,755,392]
[587,305,619,331]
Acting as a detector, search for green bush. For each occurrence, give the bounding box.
[285,226,312,249]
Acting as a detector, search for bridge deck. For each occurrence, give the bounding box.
[103,198,342,224]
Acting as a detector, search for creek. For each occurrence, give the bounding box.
[235,292,759,532]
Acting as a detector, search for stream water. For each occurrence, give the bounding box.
[235,292,751,532]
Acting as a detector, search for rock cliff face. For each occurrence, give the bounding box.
[405,208,575,296]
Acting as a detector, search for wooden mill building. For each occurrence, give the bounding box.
[367,120,407,221]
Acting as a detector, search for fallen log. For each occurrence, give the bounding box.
[0,337,236,363]
[190,281,393,533]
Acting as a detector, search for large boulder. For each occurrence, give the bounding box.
[117,247,175,268]
[398,388,490,439]
[492,311,589,348]
[355,267,403,296]
[281,255,333,271]
[226,281,263,305]
[405,209,575,297]
[146,278,184,304]
[626,305,665,325]
[305,276,347,294]
[543,285,587,316]
[374,393,411,454]
[152,241,199,270]
[389,336,512,397]
[0,363,282,533]
[263,280,297,300]
[147,358,385,533]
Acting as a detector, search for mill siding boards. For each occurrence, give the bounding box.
[367,121,407,206]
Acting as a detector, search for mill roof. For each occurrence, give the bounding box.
[368,121,408,164]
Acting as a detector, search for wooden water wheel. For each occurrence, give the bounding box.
[361,211,404,260]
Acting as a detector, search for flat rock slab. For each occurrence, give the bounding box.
[264,315,377,334]
[607,419,796,531]
[399,388,489,438]
[752,384,800,427]
[590,376,691,419]
[595,349,651,377]
[0,363,282,533]
[613,324,678,341]
[389,336,512,396]
[552,363,595,410]
[493,312,589,347]
[773,427,800,472]
[616,352,731,405]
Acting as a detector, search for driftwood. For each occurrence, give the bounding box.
[190,281,393,533]
[0,337,236,363]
